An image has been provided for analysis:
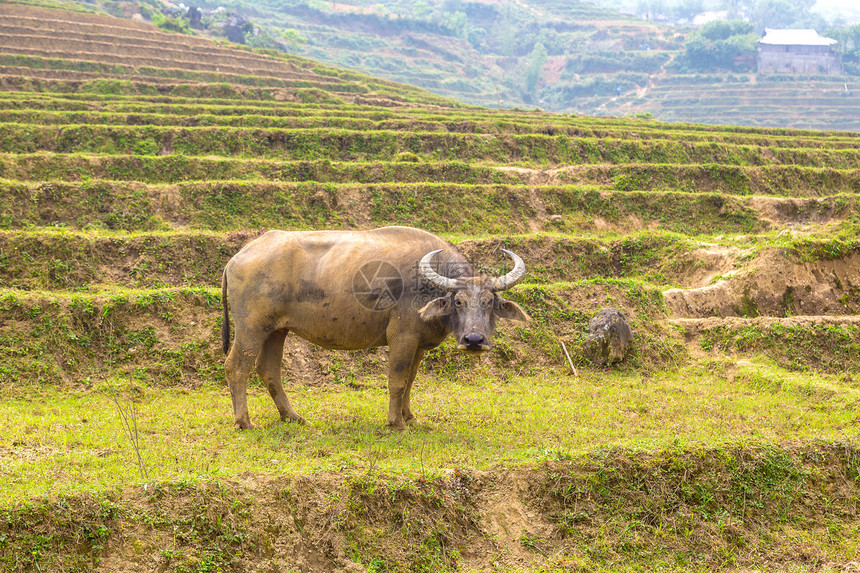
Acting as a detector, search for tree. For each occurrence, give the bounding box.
[412,1,431,20]
[700,19,755,41]
[498,2,515,57]
[637,0,667,20]
[525,41,548,94]
[747,0,817,33]
[680,20,757,71]
[826,23,860,74]
[720,0,744,20]
[468,26,488,51]
[443,10,468,39]
[674,0,705,23]
[280,29,307,47]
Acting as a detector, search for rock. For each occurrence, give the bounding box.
[583,308,633,365]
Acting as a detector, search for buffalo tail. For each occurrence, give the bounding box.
[221,271,230,355]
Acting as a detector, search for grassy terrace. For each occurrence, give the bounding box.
[0,229,749,290]
[5,90,860,142]
[1,4,860,572]
[607,74,860,130]
[0,91,858,139]
[3,156,860,198]
[5,110,860,150]
[1,180,857,236]
[4,126,860,169]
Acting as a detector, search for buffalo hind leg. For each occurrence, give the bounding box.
[401,350,425,423]
[225,334,262,429]
[256,329,305,424]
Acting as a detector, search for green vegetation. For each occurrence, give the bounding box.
[676,20,758,73]
[542,441,860,569]
[36,0,860,131]
[1,373,859,570]
[10,0,860,130]
[602,74,860,131]
[0,4,859,570]
[698,320,860,372]
[13,362,856,504]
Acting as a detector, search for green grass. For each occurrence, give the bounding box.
[2,356,859,570]
[1,360,857,506]
[6,226,857,293]
[6,178,853,236]
[4,123,860,166]
[3,89,859,137]
[3,109,860,151]
[0,53,375,92]
[698,321,860,373]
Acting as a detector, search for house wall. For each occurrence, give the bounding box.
[757,44,841,74]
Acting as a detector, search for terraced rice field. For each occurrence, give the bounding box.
[603,74,860,131]
[0,3,456,107]
[2,4,860,572]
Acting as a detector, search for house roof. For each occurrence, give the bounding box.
[759,28,838,46]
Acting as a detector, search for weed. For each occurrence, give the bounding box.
[520,530,547,553]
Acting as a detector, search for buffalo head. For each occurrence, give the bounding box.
[417,249,530,352]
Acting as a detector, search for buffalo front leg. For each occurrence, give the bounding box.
[401,350,425,423]
[386,338,421,431]
[225,338,260,429]
[256,329,305,424]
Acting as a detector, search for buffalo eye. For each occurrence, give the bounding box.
[454,298,465,308]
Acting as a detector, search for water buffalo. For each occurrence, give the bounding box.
[220,226,529,430]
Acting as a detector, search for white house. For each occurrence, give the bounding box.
[757,28,840,75]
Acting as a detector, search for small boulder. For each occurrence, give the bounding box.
[583,308,633,365]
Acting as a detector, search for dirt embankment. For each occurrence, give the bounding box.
[3,443,859,572]
[0,230,707,291]
[499,164,860,198]
[665,249,860,319]
[659,240,860,370]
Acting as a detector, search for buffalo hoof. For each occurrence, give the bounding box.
[388,420,406,431]
[282,414,307,425]
[234,420,255,430]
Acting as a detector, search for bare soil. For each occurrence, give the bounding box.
[665,250,860,318]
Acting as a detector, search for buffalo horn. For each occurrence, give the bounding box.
[419,249,462,292]
[489,249,526,291]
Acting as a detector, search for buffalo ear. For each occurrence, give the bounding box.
[418,296,454,321]
[495,298,531,322]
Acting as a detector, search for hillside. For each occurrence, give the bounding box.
[597,73,860,131]
[0,2,461,107]
[43,0,860,130]
[198,0,673,108]
[31,0,681,107]
[1,4,860,572]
